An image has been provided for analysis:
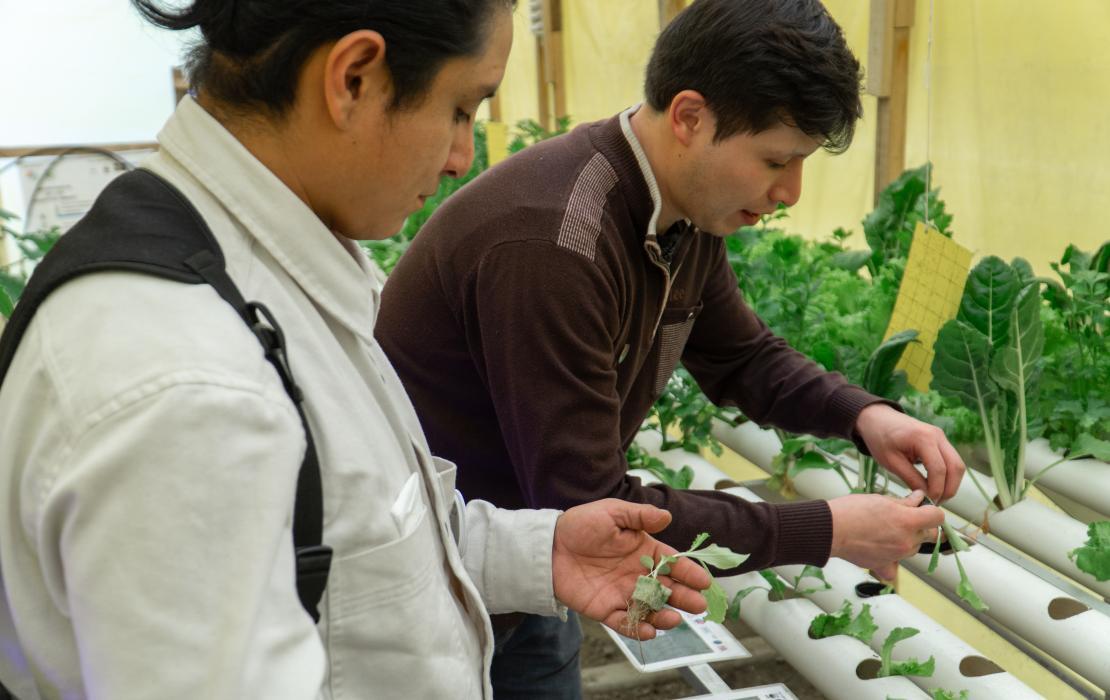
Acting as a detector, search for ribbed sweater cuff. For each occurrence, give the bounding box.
[828,386,903,455]
[774,499,833,566]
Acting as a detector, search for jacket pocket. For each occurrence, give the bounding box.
[652,301,703,395]
[325,491,482,698]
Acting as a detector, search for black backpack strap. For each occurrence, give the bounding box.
[0,169,330,622]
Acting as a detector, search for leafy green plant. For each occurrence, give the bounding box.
[645,366,740,456]
[926,521,987,612]
[1036,243,1110,454]
[863,163,953,279]
[766,433,854,498]
[930,690,970,700]
[931,256,1045,508]
[625,442,693,489]
[856,330,919,493]
[0,208,61,318]
[1069,520,1110,582]
[878,627,935,678]
[808,600,879,643]
[629,533,748,659]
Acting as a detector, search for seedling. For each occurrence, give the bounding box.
[930,689,970,700]
[629,532,749,660]
[878,627,935,678]
[1069,520,1110,582]
[809,600,878,643]
[927,521,987,612]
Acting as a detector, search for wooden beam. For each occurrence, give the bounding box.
[488,92,503,123]
[537,0,566,131]
[870,0,916,205]
[0,143,158,158]
[658,0,686,27]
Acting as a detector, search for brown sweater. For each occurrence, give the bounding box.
[377,113,886,571]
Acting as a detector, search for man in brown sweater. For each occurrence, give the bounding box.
[377,0,963,697]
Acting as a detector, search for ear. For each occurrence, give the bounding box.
[667,90,714,148]
[322,30,389,129]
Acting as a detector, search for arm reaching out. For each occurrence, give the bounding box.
[856,403,967,503]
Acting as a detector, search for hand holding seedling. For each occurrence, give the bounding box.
[551,499,711,640]
[855,403,966,503]
[828,490,944,580]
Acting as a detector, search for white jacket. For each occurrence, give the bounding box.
[0,97,563,699]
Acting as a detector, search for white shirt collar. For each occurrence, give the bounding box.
[155,97,380,340]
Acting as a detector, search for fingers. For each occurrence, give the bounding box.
[938,440,967,502]
[901,489,926,507]
[666,556,712,591]
[606,499,672,534]
[870,563,897,581]
[916,441,948,503]
[657,576,708,615]
[885,451,928,494]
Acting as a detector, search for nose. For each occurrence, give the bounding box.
[442,122,476,179]
[769,159,803,208]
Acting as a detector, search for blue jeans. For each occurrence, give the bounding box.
[490,611,583,699]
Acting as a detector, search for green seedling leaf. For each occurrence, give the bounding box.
[941,522,969,552]
[928,536,942,574]
[689,532,710,551]
[954,556,988,611]
[1069,520,1110,582]
[931,690,970,700]
[808,600,878,643]
[793,565,832,594]
[788,451,836,478]
[657,563,671,576]
[879,627,935,678]
[726,586,763,620]
[640,555,655,571]
[759,570,788,601]
[684,543,750,570]
[1071,434,1110,462]
[703,576,729,623]
[632,575,671,612]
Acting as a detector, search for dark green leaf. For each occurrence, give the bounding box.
[759,570,788,600]
[956,256,1021,349]
[1069,521,1110,582]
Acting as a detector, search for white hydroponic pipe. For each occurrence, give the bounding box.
[716,571,930,700]
[632,431,732,490]
[778,464,1110,690]
[976,439,1110,518]
[720,487,1041,699]
[712,420,1110,598]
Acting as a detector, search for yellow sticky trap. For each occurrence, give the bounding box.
[884,221,973,392]
[486,121,510,167]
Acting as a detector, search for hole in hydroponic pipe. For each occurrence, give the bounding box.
[1048,597,1089,620]
[714,478,740,490]
[855,658,881,680]
[959,655,1004,677]
[855,581,889,598]
[918,538,953,555]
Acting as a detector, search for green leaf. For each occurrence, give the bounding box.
[863,329,919,400]
[787,451,836,478]
[808,600,878,643]
[957,256,1022,349]
[632,575,671,612]
[928,536,942,574]
[931,319,997,415]
[954,556,988,611]
[640,555,655,571]
[930,690,970,700]
[727,586,763,620]
[1069,521,1110,582]
[1071,434,1110,462]
[685,543,750,570]
[759,570,788,600]
[990,284,1044,397]
[704,577,729,623]
[657,563,671,576]
[793,565,831,593]
[689,532,710,551]
[879,627,934,678]
[0,285,13,319]
[828,249,872,272]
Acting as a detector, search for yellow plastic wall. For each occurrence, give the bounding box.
[494,0,1110,274]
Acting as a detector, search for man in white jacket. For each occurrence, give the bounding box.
[0,1,710,698]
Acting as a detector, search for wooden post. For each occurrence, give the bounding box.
[868,0,915,205]
[537,0,566,131]
[658,0,686,27]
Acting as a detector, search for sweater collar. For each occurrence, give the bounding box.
[155,97,380,341]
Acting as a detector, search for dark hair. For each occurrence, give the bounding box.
[644,0,863,152]
[133,0,516,117]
